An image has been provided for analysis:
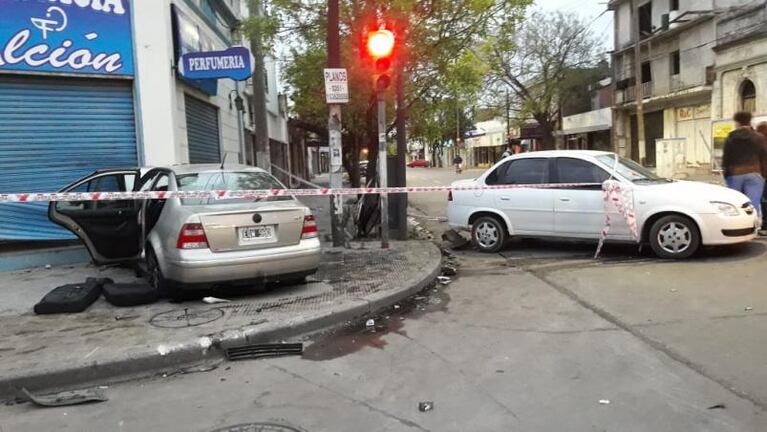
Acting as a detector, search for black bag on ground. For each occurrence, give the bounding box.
[33,280,106,315]
[103,282,158,307]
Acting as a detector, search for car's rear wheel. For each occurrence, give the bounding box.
[146,246,174,299]
[472,216,507,253]
[649,215,701,259]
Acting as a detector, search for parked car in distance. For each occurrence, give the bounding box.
[447,150,759,259]
[407,159,431,168]
[49,165,321,297]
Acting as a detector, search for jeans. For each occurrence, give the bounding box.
[725,173,765,216]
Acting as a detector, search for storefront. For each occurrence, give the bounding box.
[559,108,613,152]
[0,0,137,240]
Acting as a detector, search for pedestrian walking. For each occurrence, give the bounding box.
[722,111,767,222]
[501,140,524,160]
[453,155,463,174]
[754,121,767,234]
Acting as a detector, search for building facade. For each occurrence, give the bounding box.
[609,0,753,172]
[465,119,507,168]
[0,0,287,241]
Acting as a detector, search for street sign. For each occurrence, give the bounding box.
[324,68,349,104]
[179,46,254,81]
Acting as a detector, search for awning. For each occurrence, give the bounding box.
[556,124,611,136]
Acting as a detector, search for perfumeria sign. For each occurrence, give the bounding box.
[0,0,134,76]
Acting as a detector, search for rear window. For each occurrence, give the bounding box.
[176,171,292,205]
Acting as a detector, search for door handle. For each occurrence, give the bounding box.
[500,196,511,201]
[559,197,571,202]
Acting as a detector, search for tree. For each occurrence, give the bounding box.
[481,11,603,149]
[243,0,530,185]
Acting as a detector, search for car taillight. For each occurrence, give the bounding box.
[302,214,319,239]
[176,223,209,249]
[448,191,453,201]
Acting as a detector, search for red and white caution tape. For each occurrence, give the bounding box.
[594,180,639,258]
[0,183,603,203]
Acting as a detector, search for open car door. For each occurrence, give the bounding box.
[49,169,142,265]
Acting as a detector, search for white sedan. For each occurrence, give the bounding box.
[447,151,759,259]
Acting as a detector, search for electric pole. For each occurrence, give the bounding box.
[632,0,647,164]
[327,0,344,247]
[249,0,270,171]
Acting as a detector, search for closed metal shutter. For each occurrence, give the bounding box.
[0,76,138,240]
[185,94,221,163]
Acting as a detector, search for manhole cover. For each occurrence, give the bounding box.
[210,424,303,432]
[149,308,224,328]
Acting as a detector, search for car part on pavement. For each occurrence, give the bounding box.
[33,279,108,315]
[649,215,701,259]
[471,216,507,253]
[418,401,434,412]
[202,297,231,304]
[225,343,304,361]
[21,387,108,407]
[102,282,158,307]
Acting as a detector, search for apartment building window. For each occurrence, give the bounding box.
[639,2,653,39]
[741,80,756,113]
[641,61,652,83]
[670,0,679,11]
[670,51,680,76]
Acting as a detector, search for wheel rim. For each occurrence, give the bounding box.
[475,222,500,249]
[657,222,692,254]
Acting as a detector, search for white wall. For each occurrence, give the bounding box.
[132,0,178,165]
[616,2,633,49]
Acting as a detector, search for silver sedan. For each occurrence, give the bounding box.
[49,165,321,297]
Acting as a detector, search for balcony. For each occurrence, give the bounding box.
[616,82,654,104]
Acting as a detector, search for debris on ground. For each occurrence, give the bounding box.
[745,307,754,312]
[21,387,108,407]
[394,304,401,310]
[33,280,105,315]
[437,276,452,285]
[441,230,470,249]
[441,266,458,276]
[44,264,52,270]
[226,343,303,361]
[598,399,611,405]
[707,403,726,410]
[103,282,158,307]
[203,297,231,304]
[418,401,435,412]
[366,319,375,327]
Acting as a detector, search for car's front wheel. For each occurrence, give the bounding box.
[649,215,701,259]
[471,216,507,253]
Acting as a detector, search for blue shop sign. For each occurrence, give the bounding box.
[179,47,253,81]
[0,0,134,76]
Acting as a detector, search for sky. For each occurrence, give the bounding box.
[534,0,614,53]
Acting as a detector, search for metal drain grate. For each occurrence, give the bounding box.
[225,343,304,361]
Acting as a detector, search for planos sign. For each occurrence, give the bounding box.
[0,0,134,76]
[179,46,254,81]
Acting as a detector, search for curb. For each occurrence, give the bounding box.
[0,242,442,400]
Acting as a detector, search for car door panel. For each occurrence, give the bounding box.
[553,158,631,238]
[49,170,142,265]
[488,158,554,234]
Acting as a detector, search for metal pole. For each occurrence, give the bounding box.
[235,82,247,164]
[392,63,408,241]
[378,91,389,249]
[327,0,344,247]
[632,0,647,164]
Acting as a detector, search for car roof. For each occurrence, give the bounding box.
[512,150,614,159]
[162,164,269,175]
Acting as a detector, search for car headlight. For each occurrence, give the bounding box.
[711,201,739,216]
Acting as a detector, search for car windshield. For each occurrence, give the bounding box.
[176,171,291,205]
[595,154,667,183]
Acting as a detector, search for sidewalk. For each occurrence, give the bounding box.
[0,194,441,400]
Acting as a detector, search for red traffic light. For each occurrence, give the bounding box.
[366,29,395,59]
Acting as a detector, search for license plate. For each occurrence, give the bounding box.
[238,226,276,244]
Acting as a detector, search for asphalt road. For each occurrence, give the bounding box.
[2,167,767,432]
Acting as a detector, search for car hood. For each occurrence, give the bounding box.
[451,178,478,187]
[636,180,750,205]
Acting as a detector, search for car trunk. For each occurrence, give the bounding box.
[195,203,305,252]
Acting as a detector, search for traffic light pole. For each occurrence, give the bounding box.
[327,0,344,247]
[377,90,390,249]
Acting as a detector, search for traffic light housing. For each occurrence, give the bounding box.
[365,27,395,91]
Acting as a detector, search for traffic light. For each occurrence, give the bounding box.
[365,27,395,91]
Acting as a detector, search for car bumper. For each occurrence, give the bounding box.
[163,238,322,284]
[699,213,759,245]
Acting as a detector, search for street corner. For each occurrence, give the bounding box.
[0,240,442,400]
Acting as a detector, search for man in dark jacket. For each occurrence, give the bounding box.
[723,111,767,219]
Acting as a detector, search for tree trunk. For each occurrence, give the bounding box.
[344,134,361,188]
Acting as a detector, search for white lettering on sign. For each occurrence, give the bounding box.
[50,0,126,15]
[324,68,349,104]
[188,55,246,72]
[0,29,122,72]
